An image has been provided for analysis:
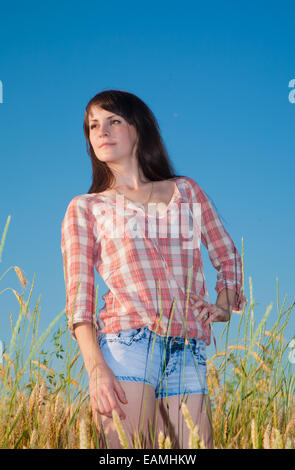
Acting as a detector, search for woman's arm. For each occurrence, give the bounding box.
[185,176,247,312]
[215,286,237,313]
[74,322,107,376]
[61,196,100,341]
[61,198,128,422]
[74,322,128,422]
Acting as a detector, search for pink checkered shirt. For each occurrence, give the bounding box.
[61,176,246,345]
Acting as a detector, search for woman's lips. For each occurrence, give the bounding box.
[100,143,115,148]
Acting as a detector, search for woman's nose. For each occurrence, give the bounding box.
[98,125,110,136]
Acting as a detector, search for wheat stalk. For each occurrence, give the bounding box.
[228,428,242,449]
[53,391,63,420]
[263,422,271,449]
[14,266,27,288]
[29,428,38,448]
[28,382,39,420]
[79,417,88,449]
[158,430,165,449]
[250,351,271,373]
[189,424,200,449]
[273,428,284,449]
[40,399,51,431]
[164,434,172,449]
[270,427,276,448]
[273,399,278,429]
[67,417,77,449]
[223,415,228,445]
[112,409,129,449]
[263,331,283,342]
[10,288,30,317]
[181,402,206,449]
[284,414,295,441]
[37,381,48,410]
[31,360,55,376]
[285,437,293,449]
[181,402,195,431]
[251,418,259,449]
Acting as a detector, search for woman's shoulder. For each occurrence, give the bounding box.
[171,175,200,191]
[172,175,209,203]
[63,193,108,216]
[175,175,197,184]
[169,175,197,183]
[68,192,110,204]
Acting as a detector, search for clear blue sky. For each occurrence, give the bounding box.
[0,0,294,366]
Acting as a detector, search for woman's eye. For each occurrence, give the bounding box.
[90,120,120,130]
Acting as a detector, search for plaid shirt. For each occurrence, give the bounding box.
[61,176,246,345]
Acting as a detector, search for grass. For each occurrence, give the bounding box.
[0,214,295,449]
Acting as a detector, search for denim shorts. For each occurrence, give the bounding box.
[97,326,208,399]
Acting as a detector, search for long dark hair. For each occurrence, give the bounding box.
[83,89,185,194]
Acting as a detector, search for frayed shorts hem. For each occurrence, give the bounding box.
[114,376,154,386]
[114,376,208,400]
[156,391,208,399]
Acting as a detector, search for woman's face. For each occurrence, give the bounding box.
[88,106,139,164]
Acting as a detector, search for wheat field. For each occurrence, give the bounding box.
[1,215,295,449]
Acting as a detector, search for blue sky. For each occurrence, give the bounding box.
[0,0,294,368]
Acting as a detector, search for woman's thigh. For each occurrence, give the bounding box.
[153,337,212,449]
[155,393,213,449]
[96,327,162,448]
[98,381,157,449]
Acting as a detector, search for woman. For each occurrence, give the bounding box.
[61,89,246,449]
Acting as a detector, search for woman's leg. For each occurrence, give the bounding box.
[155,393,213,449]
[96,381,157,449]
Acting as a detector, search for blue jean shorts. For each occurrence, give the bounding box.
[97,326,208,400]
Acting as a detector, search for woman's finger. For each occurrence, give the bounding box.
[190,293,202,298]
[199,306,208,316]
[96,393,112,418]
[114,379,128,405]
[192,297,208,307]
[93,386,126,420]
[191,294,214,311]
[91,386,113,418]
[108,388,126,420]
[193,300,205,310]
[196,307,209,322]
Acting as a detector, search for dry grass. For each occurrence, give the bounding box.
[1,218,295,449]
[1,357,295,449]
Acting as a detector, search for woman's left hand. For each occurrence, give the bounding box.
[190,293,231,327]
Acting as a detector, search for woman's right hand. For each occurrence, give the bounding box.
[88,363,128,425]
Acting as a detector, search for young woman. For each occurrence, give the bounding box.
[61,90,247,449]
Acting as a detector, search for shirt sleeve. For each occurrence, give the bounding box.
[184,176,247,312]
[61,196,99,341]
